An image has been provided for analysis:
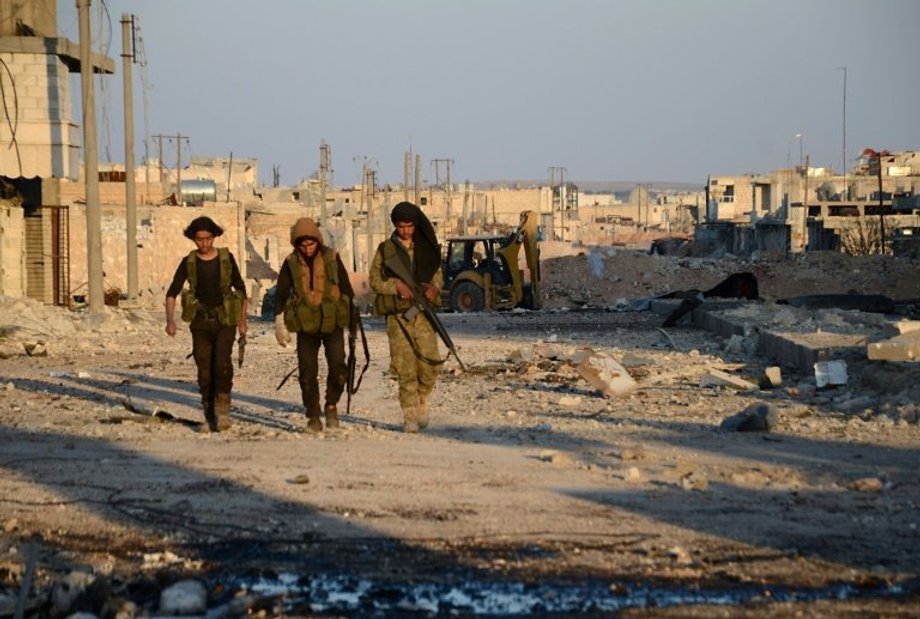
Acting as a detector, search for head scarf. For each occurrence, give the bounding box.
[389,201,440,283]
[290,217,324,247]
[183,216,224,239]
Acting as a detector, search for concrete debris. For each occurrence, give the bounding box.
[159,580,208,615]
[575,351,638,397]
[849,477,886,493]
[557,395,583,408]
[624,466,643,482]
[759,366,783,389]
[720,403,780,432]
[699,369,758,391]
[680,471,708,491]
[814,360,848,388]
[867,330,920,362]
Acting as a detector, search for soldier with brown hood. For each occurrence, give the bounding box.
[369,201,444,433]
[165,216,248,431]
[274,217,355,432]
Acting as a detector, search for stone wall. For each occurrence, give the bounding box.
[66,203,244,303]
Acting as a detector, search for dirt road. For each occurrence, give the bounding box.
[2,286,919,617]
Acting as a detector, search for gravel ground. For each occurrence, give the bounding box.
[1,250,919,617]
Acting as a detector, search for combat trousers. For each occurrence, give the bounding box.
[190,314,236,411]
[385,313,439,412]
[296,328,347,416]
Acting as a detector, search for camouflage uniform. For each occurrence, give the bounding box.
[370,234,444,431]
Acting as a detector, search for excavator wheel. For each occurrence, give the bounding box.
[450,281,485,313]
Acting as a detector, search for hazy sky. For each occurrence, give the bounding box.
[56,0,920,188]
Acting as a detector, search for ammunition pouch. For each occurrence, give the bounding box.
[284,296,350,334]
[218,289,245,327]
[180,289,198,322]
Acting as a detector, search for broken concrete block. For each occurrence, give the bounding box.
[814,360,848,388]
[867,330,920,362]
[759,366,783,389]
[720,403,780,432]
[699,369,757,391]
[575,352,637,397]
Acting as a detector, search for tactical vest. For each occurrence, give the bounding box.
[372,239,442,316]
[282,248,351,334]
[180,248,244,326]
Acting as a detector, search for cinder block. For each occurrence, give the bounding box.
[867,331,920,362]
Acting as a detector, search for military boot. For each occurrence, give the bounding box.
[306,415,323,432]
[324,403,340,429]
[214,393,232,431]
[403,407,419,434]
[202,396,217,432]
[417,394,430,429]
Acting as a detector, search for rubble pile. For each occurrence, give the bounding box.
[542,248,920,308]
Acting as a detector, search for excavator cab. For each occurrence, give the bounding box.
[442,210,542,312]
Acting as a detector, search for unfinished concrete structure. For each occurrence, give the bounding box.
[0,0,114,304]
[702,149,920,255]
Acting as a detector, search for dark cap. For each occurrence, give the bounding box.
[183,216,224,240]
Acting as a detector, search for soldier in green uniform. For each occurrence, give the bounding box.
[274,217,355,432]
[165,216,248,432]
[369,202,443,433]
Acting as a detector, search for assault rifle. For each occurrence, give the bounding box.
[383,253,466,371]
[346,308,370,415]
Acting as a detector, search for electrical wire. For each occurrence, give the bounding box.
[0,58,22,176]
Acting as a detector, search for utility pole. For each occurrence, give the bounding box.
[414,154,421,206]
[403,150,410,201]
[226,151,233,202]
[839,66,848,200]
[877,150,886,253]
[803,155,810,251]
[156,134,164,182]
[364,164,373,273]
[462,180,470,235]
[121,14,138,300]
[548,166,566,240]
[152,133,187,197]
[319,140,331,223]
[432,158,453,235]
[175,133,183,198]
[78,0,104,311]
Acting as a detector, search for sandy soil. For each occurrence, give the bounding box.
[1,250,919,617]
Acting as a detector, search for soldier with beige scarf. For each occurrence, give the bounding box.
[273,217,355,432]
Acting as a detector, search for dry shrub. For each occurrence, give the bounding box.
[840,216,889,256]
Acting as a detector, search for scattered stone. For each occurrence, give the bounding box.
[625,467,642,482]
[618,446,647,461]
[759,366,783,389]
[558,395,582,408]
[720,403,780,432]
[867,330,920,362]
[814,360,848,388]
[836,395,876,413]
[159,580,207,615]
[699,369,757,391]
[24,342,47,357]
[849,477,885,493]
[575,352,637,397]
[288,474,311,485]
[680,471,708,491]
[538,450,572,465]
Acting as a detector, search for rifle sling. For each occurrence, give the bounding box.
[393,314,450,367]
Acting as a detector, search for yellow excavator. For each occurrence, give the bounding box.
[442,210,542,312]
